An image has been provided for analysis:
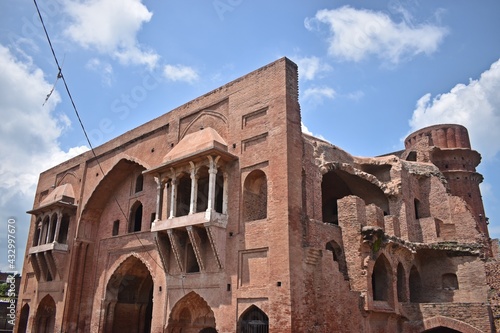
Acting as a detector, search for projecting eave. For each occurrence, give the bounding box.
[144,144,237,175]
[27,201,77,215]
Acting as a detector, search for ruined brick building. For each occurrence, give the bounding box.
[15,58,500,332]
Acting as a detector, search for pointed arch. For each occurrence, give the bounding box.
[40,216,50,245]
[80,157,149,219]
[104,255,154,333]
[129,200,143,233]
[372,253,393,302]
[325,240,348,280]
[18,303,30,333]
[243,170,267,221]
[180,110,228,140]
[238,305,269,333]
[135,173,144,193]
[167,292,216,333]
[55,171,79,187]
[410,265,423,303]
[397,262,407,302]
[422,315,484,333]
[33,218,42,246]
[34,295,56,333]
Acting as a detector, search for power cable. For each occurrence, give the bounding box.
[33,0,164,272]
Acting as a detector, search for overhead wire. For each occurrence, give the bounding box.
[33,0,164,272]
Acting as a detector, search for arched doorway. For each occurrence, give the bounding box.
[167,292,216,333]
[372,254,392,302]
[104,256,153,333]
[34,295,55,333]
[18,303,30,333]
[238,305,269,333]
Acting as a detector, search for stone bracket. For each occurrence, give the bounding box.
[167,229,183,272]
[186,226,205,272]
[44,251,58,280]
[205,225,223,270]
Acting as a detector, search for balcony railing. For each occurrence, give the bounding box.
[28,242,69,254]
[151,210,228,232]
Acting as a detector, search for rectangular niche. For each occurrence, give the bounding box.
[241,133,268,153]
[238,248,269,288]
[242,107,268,129]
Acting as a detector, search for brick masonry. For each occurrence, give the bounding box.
[15,58,500,333]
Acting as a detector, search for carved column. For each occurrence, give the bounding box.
[189,162,198,215]
[169,170,177,219]
[46,215,54,243]
[154,176,165,222]
[223,171,228,215]
[206,156,220,218]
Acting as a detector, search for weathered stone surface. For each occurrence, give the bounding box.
[16,58,499,333]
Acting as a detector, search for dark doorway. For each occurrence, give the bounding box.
[104,256,153,333]
[239,305,269,333]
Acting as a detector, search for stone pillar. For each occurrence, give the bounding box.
[206,156,220,217]
[169,174,177,219]
[222,171,228,214]
[37,221,43,246]
[189,162,198,215]
[154,176,165,222]
[54,211,62,243]
[46,215,54,244]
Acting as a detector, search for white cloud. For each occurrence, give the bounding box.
[163,64,199,83]
[409,58,500,160]
[306,6,447,64]
[301,122,328,141]
[292,55,332,81]
[302,86,336,104]
[64,0,159,69]
[0,44,88,270]
[345,90,365,101]
[86,58,114,86]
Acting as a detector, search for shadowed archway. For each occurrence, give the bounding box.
[167,292,216,333]
[238,305,268,333]
[103,256,153,333]
[34,295,55,333]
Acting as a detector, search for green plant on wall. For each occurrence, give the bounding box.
[372,237,382,253]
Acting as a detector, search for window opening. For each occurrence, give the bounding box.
[414,199,421,220]
[177,173,191,217]
[215,170,224,213]
[243,170,267,222]
[129,203,143,233]
[442,273,459,290]
[372,254,391,301]
[33,219,41,246]
[58,214,70,244]
[112,220,120,236]
[397,263,407,302]
[197,167,210,213]
[135,174,144,193]
[409,265,423,303]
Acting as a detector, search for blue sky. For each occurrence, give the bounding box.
[1,0,500,271]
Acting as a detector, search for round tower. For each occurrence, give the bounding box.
[404,124,488,236]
